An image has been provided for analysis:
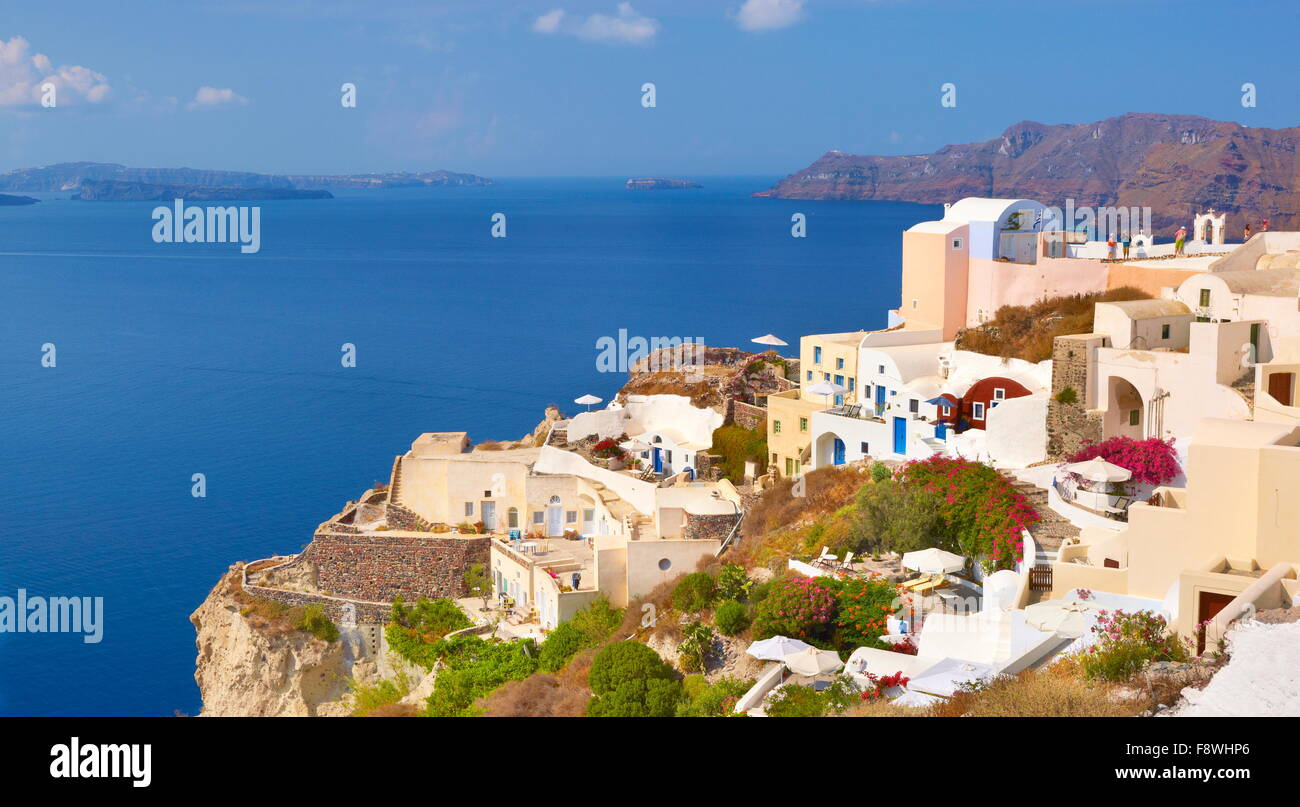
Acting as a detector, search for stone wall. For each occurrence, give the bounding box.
[729,400,768,431]
[684,511,740,542]
[302,529,491,602]
[241,582,391,624]
[1046,334,1105,458]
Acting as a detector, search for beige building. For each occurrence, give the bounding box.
[766,331,866,477]
[1052,419,1300,646]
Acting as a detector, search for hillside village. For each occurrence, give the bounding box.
[195,199,1300,718]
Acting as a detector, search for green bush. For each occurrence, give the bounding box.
[589,641,675,694]
[1078,610,1189,683]
[677,675,753,717]
[672,572,717,613]
[765,683,827,717]
[714,599,750,636]
[422,635,539,717]
[709,424,768,482]
[869,462,892,483]
[587,642,682,717]
[294,604,339,643]
[537,597,623,672]
[348,674,410,716]
[848,480,943,557]
[716,564,753,602]
[587,677,683,717]
[678,621,715,673]
[385,597,473,668]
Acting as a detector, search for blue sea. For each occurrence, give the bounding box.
[0,177,937,716]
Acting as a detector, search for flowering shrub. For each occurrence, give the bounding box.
[1068,436,1181,486]
[886,636,918,655]
[752,575,837,642]
[828,576,900,650]
[896,456,1038,571]
[592,438,625,459]
[859,670,910,702]
[1079,609,1189,682]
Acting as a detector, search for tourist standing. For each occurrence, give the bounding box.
[1175,225,1187,256]
[1107,233,1116,259]
[1121,231,1131,259]
[1244,223,1252,241]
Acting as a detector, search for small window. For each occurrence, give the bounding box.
[951,237,964,250]
[774,420,782,433]
[834,375,844,386]
[565,511,577,523]
[806,370,813,381]
[532,511,544,524]
[799,417,808,433]
[814,346,822,364]
[771,452,778,463]
[1199,289,1211,307]
[1161,323,1171,339]
[483,489,492,498]
[941,404,951,416]
[508,508,519,529]
[912,298,919,309]
[909,399,919,413]
[658,558,672,571]
[823,372,830,381]
[836,357,844,370]
[860,442,869,454]
[878,364,885,374]
[993,388,1006,400]
[972,402,985,420]
[847,378,855,392]
[464,502,474,517]
[785,458,793,475]
[1129,409,1140,426]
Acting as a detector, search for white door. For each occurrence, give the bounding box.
[547,506,563,536]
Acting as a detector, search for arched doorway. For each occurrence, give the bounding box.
[1107,377,1144,439]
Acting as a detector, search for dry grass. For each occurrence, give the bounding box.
[732,465,870,568]
[839,699,931,717]
[956,286,1151,363]
[929,666,1129,717]
[620,372,722,408]
[361,702,419,717]
[477,673,592,717]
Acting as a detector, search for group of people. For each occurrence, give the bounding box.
[1170,218,1270,256]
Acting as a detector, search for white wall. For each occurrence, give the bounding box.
[565,394,723,447]
[984,394,1048,468]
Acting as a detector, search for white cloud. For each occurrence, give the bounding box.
[532,3,659,45]
[187,86,250,110]
[735,0,806,31]
[0,36,111,107]
[532,9,565,34]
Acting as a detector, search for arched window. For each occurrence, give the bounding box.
[507,507,519,529]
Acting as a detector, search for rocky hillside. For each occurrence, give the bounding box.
[755,113,1299,232]
[190,564,382,716]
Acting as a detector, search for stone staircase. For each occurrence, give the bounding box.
[1003,474,1081,566]
[387,455,404,504]
[1230,369,1255,413]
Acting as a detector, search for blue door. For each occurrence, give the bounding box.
[832,438,846,466]
[653,448,662,473]
[934,422,947,440]
[893,417,907,455]
[875,385,886,414]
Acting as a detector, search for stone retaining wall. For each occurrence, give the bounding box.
[303,529,491,602]
[729,399,768,431]
[684,511,740,542]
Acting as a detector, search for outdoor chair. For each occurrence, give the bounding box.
[901,573,934,591]
[839,551,855,570]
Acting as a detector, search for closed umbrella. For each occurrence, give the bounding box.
[902,548,966,574]
[1024,596,1105,638]
[745,636,813,661]
[782,646,844,677]
[573,394,602,412]
[1063,457,1132,483]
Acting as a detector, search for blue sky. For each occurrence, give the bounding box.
[2,0,1296,177]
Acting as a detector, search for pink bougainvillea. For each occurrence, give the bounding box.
[896,455,1039,572]
[1068,436,1181,486]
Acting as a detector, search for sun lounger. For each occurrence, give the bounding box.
[913,575,950,595]
[901,573,934,590]
[838,551,855,570]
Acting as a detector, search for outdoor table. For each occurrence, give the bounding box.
[520,541,538,554]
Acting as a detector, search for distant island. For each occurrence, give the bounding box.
[0,193,38,206]
[75,179,331,202]
[754,112,1300,232]
[626,177,701,190]
[0,162,494,197]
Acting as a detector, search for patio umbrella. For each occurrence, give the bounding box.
[745,635,813,661]
[619,439,651,453]
[573,393,602,412]
[902,548,966,574]
[1063,456,1132,483]
[751,333,788,347]
[1024,596,1105,638]
[782,646,844,677]
[805,381,847,406]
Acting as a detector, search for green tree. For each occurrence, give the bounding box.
[849,480,944,556]
[463,563,492,612]
[586,641,681,716]
[672,572,717,613]
[713,599,750,636]
[676,675,753,717]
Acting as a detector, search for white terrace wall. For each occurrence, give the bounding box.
[565,394,723,447]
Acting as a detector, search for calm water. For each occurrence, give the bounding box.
[0,177,936,715]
